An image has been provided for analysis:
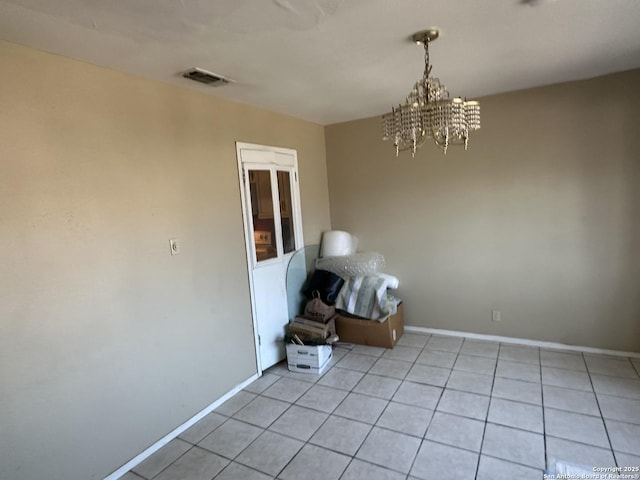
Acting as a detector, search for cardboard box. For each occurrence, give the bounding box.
[335,303,404,349]
[287,318,336,342]
[286,344,332,374]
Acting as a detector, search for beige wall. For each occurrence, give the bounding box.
[326,69,640,353]
[0,41,331,480]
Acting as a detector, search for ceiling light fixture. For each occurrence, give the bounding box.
[382,29,480,156]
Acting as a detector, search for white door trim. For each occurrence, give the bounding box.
[236,142,304,374]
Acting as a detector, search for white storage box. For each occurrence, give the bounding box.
[286,344,332,374]
[287,359,332,375]
[286,344,332,367]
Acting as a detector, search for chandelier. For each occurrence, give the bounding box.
[382,29,480,156]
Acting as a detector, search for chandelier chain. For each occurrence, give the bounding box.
[424,41,432,77]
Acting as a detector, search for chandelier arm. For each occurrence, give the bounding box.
[394,134,428,153]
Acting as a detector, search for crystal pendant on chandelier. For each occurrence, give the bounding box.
[381,29,480,156]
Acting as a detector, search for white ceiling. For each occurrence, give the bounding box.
[1,0,639,125]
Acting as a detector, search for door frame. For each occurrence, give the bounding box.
[236,142,304,374]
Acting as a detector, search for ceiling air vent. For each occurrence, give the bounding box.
[182,68,233,86]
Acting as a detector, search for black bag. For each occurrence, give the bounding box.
[304,269,344,305]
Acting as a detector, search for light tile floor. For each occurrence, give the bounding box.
[124,333,640,480]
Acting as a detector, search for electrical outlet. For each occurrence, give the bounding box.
[169,238,180,255]
[492,310,501,322]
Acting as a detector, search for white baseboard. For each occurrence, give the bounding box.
[404,326,640,359]
[104,372,260,480]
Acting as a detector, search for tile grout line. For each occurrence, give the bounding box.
[281,339,635,476]
[402,355,432,478]
[291,368,356,466]
[236,380,340,480]
[403,338,437,478]
[472,340,500,480]
[583,350,619,469]
[406,336,464,478]
[350,348,411,462]
[219,460,276,479]
[146,444,199,480]
[339,342,429,478]
[540,344,549,474]
[334,352,386,468]
[212,396,627,469]
[132,334,638,480]
[213,389,312,478]
[350,339,428,477]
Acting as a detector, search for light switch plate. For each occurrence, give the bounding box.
[169,238,180,255]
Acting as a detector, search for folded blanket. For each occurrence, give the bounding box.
[335,275,399,321]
